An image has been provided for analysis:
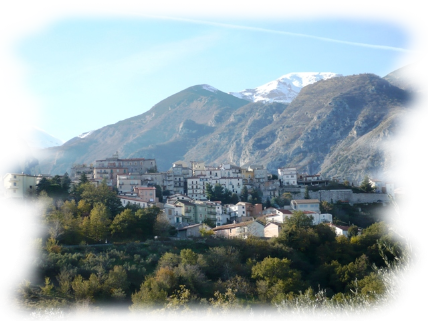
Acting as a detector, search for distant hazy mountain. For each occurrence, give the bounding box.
[229,72,342,103]
[0,124,38,174]
[385,55,428,94]
[24,127,63,149]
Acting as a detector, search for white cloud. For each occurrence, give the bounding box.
[16,0,426,55]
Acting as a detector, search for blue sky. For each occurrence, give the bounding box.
[14,16,411,143]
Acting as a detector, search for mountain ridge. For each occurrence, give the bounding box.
[24,127,64,150]
[31,69,413,182]
[384,55,428,94]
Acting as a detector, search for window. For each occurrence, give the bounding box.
[13,182,16,186]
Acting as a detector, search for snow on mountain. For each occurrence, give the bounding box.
[229,72,342,104]
[24,127,64,149]
[78,131,94,139]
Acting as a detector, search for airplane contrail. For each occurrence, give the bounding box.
[15,0,427,55]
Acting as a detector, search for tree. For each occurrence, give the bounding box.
[154,184,163,202]
[153,214,173,237]
[359,176,375,193]
[78,173,89,185]
[240,186,249,202]
[180,249,198,265]
[131,277,168,309]
[88,203,111,242]
[61,173,72,194]
[38,190,55,218]
[304,186,310,199]
[47,213,64,241]
[251,257,303,302]
[134,207,161,240]
[213,183,225,201]
[272,195,428,321]
[80,181,123,217]
[347,225,359,238]
[110,209,136,239]
[205,183,214,200]
[285,211,314,228]
[320,200,333,213]
[143,286,198,321]
[252,257,300,284]
[249,189,261,205]
[209,288,242,311]
[230,193,239,204]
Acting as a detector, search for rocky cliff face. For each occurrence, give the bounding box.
[0,124,38,174]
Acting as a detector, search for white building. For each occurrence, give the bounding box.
[278,167,298,186]
[3,173,40,198]
[291,199,321,213]
[166,193,194,204]
[118,195,149,208]
[163,203,186,225]
[187,176,209,200]
[329,223,350,237]
[212,220,265,239]
[186,172,243,200]
[227,203,247,220]
[265,208,332,225]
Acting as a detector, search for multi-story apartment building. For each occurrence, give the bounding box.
[247,165,268,184]
[187,176,209,200]
[172,199,219,225]
[164,162,192,195]
[186,162,244,200]
[3,173,41,198]
[93,152,156,187]
[70,164,94,181]
[117,175,142,193]
[278,167,298,186]
[134,186,158,203]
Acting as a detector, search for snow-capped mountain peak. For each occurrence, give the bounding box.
[229,72,342,104]
[13,125,64,149]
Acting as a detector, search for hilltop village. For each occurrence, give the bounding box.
[3,152,396,238]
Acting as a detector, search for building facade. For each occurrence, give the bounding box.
[3,173,40,198]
